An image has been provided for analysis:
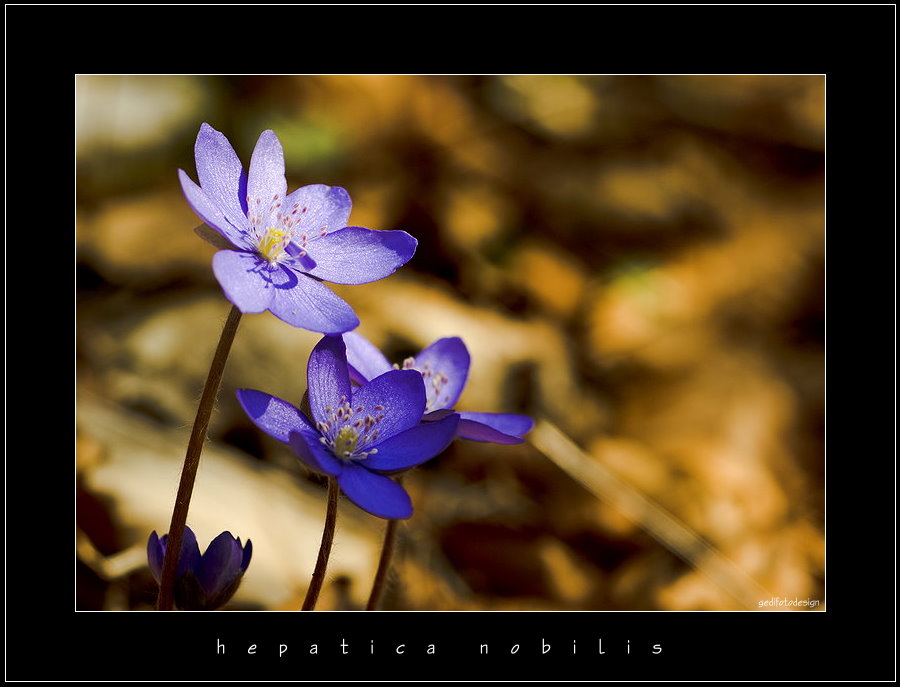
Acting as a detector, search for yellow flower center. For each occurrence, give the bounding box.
[333,426,360,459]
[257,226,289,263]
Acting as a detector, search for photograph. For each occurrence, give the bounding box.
[76,74,826,619]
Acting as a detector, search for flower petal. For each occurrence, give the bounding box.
[194,123,250,232]
[307,228,417,285]
[306,335,353,427]
[247,129,287,224]
[415,337,470,411]
[240,539,253,571]
[212,250,275,314]
[363,413,459,471]
[236,389,314,443]
[267,268,360,333]
[352,369,426,444]
[337,463,413,519]
[179,527,203,577]
[180,170,249,248]
[343,331,392,384]
[157,526,202,582]
[147,531,165,583]
[197,532,244,597]
[285,241,318,271]
[288,429,344,477]
[282,184,352,241]
[457,411,535,444]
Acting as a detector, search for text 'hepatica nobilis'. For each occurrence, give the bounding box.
[237,335,460,519]
[179,123,417,334]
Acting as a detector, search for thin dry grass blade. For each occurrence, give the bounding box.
[529,420,773,610]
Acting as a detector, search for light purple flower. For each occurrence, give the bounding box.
[147,527,252,611]
[343,332,534,444]
[237,335,460,519]
[179,123,417,334]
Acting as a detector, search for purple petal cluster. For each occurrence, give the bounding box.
[147,527,252,611]
[179,123,417,334]
[238,335,459,519]
[343,332,534,444]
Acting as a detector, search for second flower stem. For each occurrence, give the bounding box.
[157,305,242,611]
[366,475,403,611]
[301,477,340,611]
[366,518,399,610]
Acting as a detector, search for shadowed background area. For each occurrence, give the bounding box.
[76,75,824,611]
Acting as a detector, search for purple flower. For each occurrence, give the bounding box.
[147,527,252,611]
[343,332,534,444]
[237,335,460,519]
[179,123,417,334]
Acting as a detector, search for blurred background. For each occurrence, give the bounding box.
[76,75,824,612]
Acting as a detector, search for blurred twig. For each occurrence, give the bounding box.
[76,530,147,580]
[529,420,773,610]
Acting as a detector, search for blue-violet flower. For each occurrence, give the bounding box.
[343,332,534,444]
[237,335,460,519]
[147,526,252,610]
[179,123,417,334]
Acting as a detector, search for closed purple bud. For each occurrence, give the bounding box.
[147,526,252,610]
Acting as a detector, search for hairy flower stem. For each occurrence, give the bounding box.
[302,478,340,611]
[157,305,243,611]
[366,475,403,610]
[366,520,400,610]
